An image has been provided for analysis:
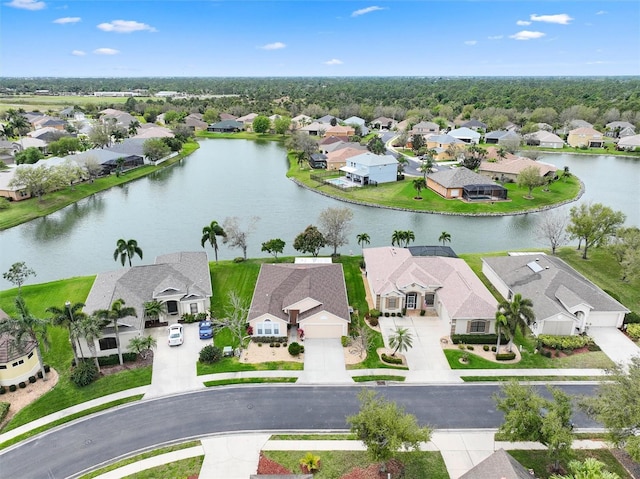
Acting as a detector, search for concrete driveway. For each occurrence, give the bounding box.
[144,322,205,398]
[297,338,352,384]
[379,316,461,383]
[589,327,640,368]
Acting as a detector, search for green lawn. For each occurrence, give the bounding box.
[196,130,285,142]
[197,358,302,375]
[444,348,614,370]
[122,456,204,479]
[509,449,631,479]
[262,450,449,478]
[0,141,199,230]
[287,156,581,215]
[203,377,297,386]
[352,375,406,382]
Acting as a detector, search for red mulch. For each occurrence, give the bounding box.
[542,346,590,358]
[256,453,293,475]
[99,353,154,377]
[339,459,404,479]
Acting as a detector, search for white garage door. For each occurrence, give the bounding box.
[542,320,573,336]
[302,323,345,339]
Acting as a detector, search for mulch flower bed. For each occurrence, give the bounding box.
[99,354,153,377]
[257,454,405,479]
[541,346,590,358]
[257,453,293,475]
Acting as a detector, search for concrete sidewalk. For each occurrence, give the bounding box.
[85,430,610,479]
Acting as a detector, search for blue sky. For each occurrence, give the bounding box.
[1,0,639,77]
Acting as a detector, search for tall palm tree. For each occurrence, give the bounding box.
[403,230,415,247]
[0,296,50,380]
[95,298,137,366]
[389,326,414,356]
[498,294,535,351]
[201,220,226,263]
[356,233,370,254]
[7,110,30,152]
[413,178,426,199]
[438,231,452,246]
[495,312,508,354]
[128,119,140,137]
[419,151,436,180]
[73,314,103,370]
[113,238,143,267]
[391,230,404,247]
[46,301,86,363]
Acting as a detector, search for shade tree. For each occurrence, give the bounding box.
[293,225,326,257]
[222,216,258,260]
[567,202,626,260]
[261,238,286,260]
[318,206,353,256]
[3,261,36,295]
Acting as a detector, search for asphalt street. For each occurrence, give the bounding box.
[1,384,599,479]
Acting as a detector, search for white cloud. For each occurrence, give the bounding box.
[516,20,531,26]
[530,13,573,25]
[260,42,286,50]
[53,17,80,24]
[464,40,477,46]
[5,0,45,10]
[324,59,343,65]
[71,50,86,56]
[97,20,156,33]
[488,35,503,40]
[93,48,119,55]
[510,30,546,41]
[351,6,384,17]
[596,10,607,15]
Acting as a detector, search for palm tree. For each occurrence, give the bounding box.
[128,335,157,360]
[356,233,370,253]
[388,326,413,356]
[46,301,86,363]
[74,315,103,370]
[495,312,508,354]
[413,178,426,199]
[403,230,415,247]
[498,294,535,351]
[95,298,137,366]
[143,300,164,325]
[0,296,50,380]
[113,238,143,267]
[438,231,452,246]
[128,119,140,137]
[201,220,226,263]
[419,150,436,180]
[391,230,404,247]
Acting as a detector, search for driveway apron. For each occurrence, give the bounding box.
[379,316,461,383]
[297,338,352,384]
[589,327,640,368]
[144,323,205,399]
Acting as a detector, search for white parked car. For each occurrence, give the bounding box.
[168,324,184,346]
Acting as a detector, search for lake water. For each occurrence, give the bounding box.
[1,140,638,287]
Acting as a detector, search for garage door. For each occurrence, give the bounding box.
[542,320,573,336]
[302,323,345,339]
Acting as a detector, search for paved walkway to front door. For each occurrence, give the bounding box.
[589,327,640,368]
[297,338,352,384]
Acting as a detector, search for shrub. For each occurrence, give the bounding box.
[270,342,276,348]
[538,334,592,350]
[341,336,351,347]
[0,387,5,395]
[466,345,474,351]
[18,382,26,389]
[181,313,196,323]
[420,310,426,316]
[587,343,601,352]
[258,343,262,347]
[98,352,137,366]
[384,312,390,317]
[391,312,396,317]
[299,452,321,473]
[0,402,9,423]
[233,257,245,263]
[458,343,466,350]
[496,352,517,361]
[195,312,208,321]
[70,360,99,387]
[483,345,490,351]
[199,345,222,364]
[369,309,381,318]
[451,334,508,345]
[624,311,640,324]
[300,346,305,353]
[37,371,43,379]
[360,259,366,269]
[29,376,36,384]
[381,353,403,364]
[397,311,403,317]
[491,346,497,352]
[626,323,640,340]
[44,364,50,373]
[288,342,302,356]
[542,349,552,358]
[0,198,10,210]
[9,385,17,392]
[275,342,281,348]
[368,316,379,327]
[246,325,253,335]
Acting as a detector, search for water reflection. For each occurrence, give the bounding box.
[32,195,106,242]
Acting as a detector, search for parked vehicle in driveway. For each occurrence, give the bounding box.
[199,320,214,339]
[168,324,184,346]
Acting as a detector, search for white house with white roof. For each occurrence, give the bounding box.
[339,152,398,185]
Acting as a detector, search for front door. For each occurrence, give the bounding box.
[406,293,417,310]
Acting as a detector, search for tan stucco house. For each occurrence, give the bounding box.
[247,263,350,340]
[363,247,498,336]
[567,127,604,148]
[482,254,629,336]
[81,251,212,357]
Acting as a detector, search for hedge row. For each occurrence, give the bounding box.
[451,334,509,345]
[496,352,517,361]
[0,402,9,423]
[251,336,287,344]
[537,334,592,350]
[627,324,640,340]
[381,353,403,365]
[97,352,138,366]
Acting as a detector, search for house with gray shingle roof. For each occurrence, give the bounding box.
[459,449,533,479]
[81,252,212,358]
[524,130,564,148]
[0,309,41,387]
[247,263,350,339]
[363,247,497,335]
[460,119,488,131]
[482,254,629,336]
[427,167,507,201]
